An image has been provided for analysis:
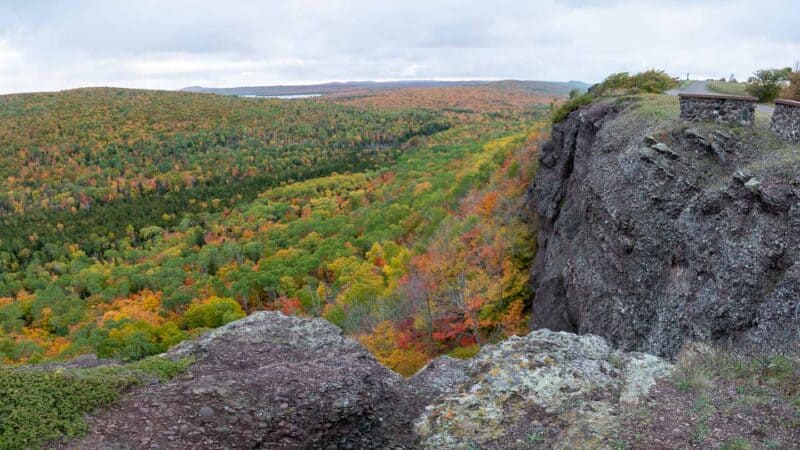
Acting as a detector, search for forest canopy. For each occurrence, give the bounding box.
[0,85,551,375]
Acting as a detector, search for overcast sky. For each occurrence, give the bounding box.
[0,0,798,94]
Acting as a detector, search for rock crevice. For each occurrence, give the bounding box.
[528,99,800,357]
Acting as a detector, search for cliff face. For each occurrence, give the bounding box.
[529,97,800,356]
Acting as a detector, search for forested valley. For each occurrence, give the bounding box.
[0,83,553,375]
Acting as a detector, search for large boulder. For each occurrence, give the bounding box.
[414,330,671,449]
[57,312,424,449]
[528,98,800,356]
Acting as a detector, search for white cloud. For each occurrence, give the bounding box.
[0,0,798,94]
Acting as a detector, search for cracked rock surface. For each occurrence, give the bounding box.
[53,312,424,449]
[51,313,673,449]
[414,330,671,449]
[528,98,800,356]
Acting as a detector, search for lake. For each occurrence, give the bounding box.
[240,94,323,99]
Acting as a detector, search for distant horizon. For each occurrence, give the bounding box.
[2,78,595,96]
[5,75,761,97]
[1,0,796,96]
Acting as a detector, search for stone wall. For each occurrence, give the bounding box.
[679,93,757,126]
[771,99,800,141]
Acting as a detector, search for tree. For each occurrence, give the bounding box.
[783,71,800,101]
[747,68,791,102]
[180,296,245,329]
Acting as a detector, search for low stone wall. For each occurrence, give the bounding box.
[771,99,800,141]
[679,93,757,126]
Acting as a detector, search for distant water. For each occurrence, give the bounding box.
[240,94,323,99]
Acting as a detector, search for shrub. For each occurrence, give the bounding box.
[93,320,188,361]
[552,70,679,123]
[0,357,191,449]
[180,296,245,329]
[746,68,791,102]
[552,90,594,123]
[594,70,679,95]
[624,70,680,94]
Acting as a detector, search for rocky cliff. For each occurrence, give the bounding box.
[529,96,800,356]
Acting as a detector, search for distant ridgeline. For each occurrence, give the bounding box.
[182,80,592,98]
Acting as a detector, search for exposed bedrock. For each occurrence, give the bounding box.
[528,99,800,357]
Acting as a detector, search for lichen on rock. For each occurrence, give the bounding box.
[414,329,672,449]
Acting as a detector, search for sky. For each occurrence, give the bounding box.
[0,0,798,94]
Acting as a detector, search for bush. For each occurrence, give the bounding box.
[448,344,481,359]
[552,70,679,123]
[625,70,680,94]
[593,70,679,95]
[0,357,191,449]
[180,296,245,329]
[552,90,594,123]
[746,68,791,102]
[92,320,188,361]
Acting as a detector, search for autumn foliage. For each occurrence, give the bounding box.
[0,85,549,372]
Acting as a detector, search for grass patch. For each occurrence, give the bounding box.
[0,356,193,449]
[689,394,716,444]
[677,346,800,404]
[673,346,800,447]
[708,81,749,97]
[626,94,680,122]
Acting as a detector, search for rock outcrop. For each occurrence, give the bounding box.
[57,312,424,449]
[55,312,673,449]
[529,98,800,356]
[414,330,671,449]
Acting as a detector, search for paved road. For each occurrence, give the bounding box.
[668,80,773,113]
[666,80,713,95]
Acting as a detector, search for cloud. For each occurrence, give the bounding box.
[0,0,798,93]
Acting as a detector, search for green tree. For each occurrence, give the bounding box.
[747,68,791,102]
[180,296,245,329]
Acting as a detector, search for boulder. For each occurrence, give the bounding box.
[414,330,671,449]
[56,312,424,449]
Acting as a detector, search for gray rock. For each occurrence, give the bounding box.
[652,142,678,159]
[415,330,671,448]
[57,312,424,449]
[408,355,469,398]
[529,99,800,357]
[744,177,761,193]
[771,101,800,141]
[51,314,676,449]
[679,94,756,126]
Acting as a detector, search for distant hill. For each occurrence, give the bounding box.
[181,80,590,97]
[494,80,592,96]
